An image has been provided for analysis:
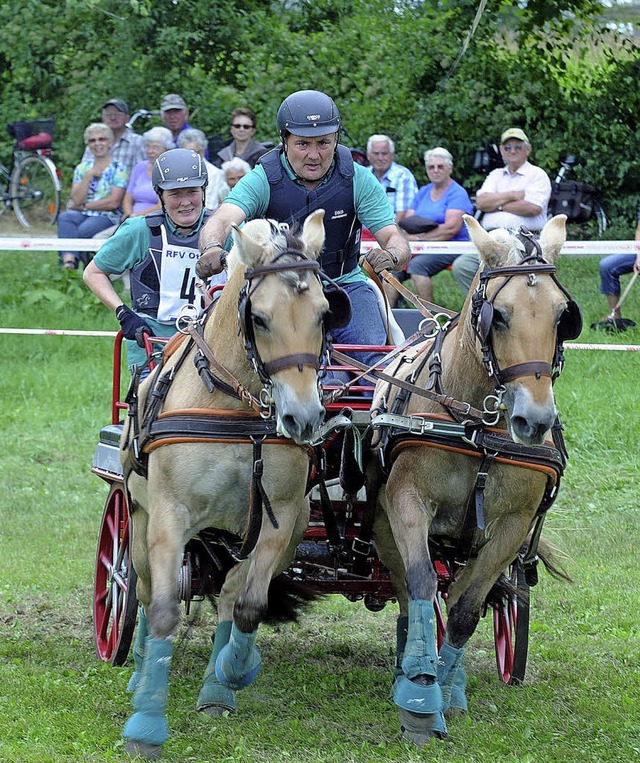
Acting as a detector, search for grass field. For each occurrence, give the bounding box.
[0,244,638,762]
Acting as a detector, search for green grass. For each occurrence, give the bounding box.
[0,249,639,762]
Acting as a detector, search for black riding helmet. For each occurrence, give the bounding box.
[276,90,341,140]
[151,148,208,193]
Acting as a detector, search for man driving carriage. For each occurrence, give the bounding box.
[83,148,224,370]
[196,89,410,372]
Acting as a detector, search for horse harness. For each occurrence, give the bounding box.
[122,248,351,560]
[360,229,583,575]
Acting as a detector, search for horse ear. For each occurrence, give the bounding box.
[230,222,269,268]
[302,209,326,260]
[539,214,567,264]
[463,214,510,269]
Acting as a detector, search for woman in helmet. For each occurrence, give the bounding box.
[197,90,410,371]
[83,147,223,369]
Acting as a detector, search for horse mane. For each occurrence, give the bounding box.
[226,219,313,292]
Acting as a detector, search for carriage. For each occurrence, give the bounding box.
[93,314,539,686]
[90,213,579,754]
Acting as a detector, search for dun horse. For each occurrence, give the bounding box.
[371,215,581,743]
[119,210,349,758]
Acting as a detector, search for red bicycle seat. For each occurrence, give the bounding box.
[17,132,52,150]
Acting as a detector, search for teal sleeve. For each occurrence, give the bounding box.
[92,217,151,274]
[222,165,270,219]
[353,164,395,234]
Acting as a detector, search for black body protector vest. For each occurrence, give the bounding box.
[130,210,212,322]
[258,145,362,279]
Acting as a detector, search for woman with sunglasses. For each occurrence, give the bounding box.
[213,108,268,169]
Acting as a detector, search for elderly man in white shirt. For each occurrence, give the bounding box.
[452,128,552,293]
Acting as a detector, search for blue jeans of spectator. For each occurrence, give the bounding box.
[325,279,388,387]
[57,210,114,265]
[599,253,636,296]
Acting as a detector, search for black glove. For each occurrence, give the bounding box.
[362,247,398,274]
[115,304,154,347]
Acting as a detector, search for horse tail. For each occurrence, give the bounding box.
[536,536,573,583]
[263,575,323,625]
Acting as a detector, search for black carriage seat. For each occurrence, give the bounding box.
[392,308,423,337]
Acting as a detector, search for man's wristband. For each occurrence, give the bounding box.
[201,240,225,253]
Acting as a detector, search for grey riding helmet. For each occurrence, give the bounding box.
[276,90,341,139]
[152,148,208,193]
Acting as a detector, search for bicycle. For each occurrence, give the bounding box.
[547,154,608,236]
[472,143,608,236]
[1,118,62,229]
[126,109,161,130]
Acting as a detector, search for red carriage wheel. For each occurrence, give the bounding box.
[93,484,138,666]
[493,558,530,685]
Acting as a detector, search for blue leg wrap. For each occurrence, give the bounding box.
[437,641,468,713]
[127,605,148,693]
[393,601,442,717]
[215,623,262,690]
[123,636,173,748]
[197,620,237,713]
[401,600,439,679]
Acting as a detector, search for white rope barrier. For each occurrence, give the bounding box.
[1,237,639,256]
[0,328,117,337]
[0,327,637,351]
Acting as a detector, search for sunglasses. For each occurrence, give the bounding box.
[231,123,253,129]
[502,144,526,152]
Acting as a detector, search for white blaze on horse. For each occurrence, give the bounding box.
[119,210,350,759]
[370,214,580,743]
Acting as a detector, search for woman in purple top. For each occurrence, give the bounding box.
[405,147,473,302]
[122,127,174,218]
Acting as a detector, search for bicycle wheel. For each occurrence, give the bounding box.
[10,154,60,229]
[592,199,608,237]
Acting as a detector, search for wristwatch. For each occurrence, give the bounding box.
[497,204,504,212]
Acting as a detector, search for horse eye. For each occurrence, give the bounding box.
[492,307,509,330]
[252,314,268,331]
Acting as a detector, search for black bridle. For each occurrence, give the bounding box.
[237,249,351,386]
[470,228,582,388]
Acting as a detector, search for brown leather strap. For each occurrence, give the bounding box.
[497,361,553,384]
[330,348,486,420]
[361,259,394,344]
[186,323,265,414]
[379,269,456,318]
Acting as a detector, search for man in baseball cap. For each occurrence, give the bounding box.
[81,98,144,176]
[451,126,551,293]
[160,94,191,145]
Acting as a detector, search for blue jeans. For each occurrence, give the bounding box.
[57,210,114,265]
[325,279,388,386]
[599,253,636,296]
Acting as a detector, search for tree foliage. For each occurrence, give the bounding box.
[1,0,638,231]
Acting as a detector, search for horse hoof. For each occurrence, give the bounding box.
[124,739,163,760]
[198,702,235,717]
[398,708,448,744]
[400,726,448,746]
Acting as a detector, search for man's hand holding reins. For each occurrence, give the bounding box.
[196,243,228,279]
